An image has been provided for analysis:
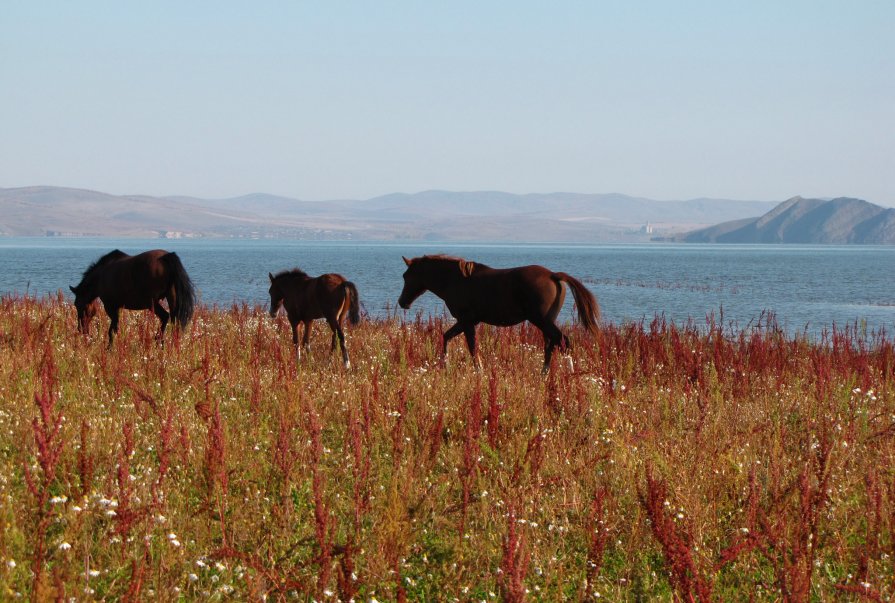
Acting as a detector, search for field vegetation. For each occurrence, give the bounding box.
[1,294,894,601]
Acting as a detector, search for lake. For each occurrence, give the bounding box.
[2,238,894,337]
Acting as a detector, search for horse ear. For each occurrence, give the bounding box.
[69,285,77,294]
[268,272,274,282]
[402,256,412,267]
[459,260,475,277]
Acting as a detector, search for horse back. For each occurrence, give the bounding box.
[471,264,556,297]
[98,250,173,308]
[441,264,557,326]
[285,273,348,321]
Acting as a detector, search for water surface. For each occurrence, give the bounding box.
[2,238,893,337]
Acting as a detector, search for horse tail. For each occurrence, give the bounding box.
[553,272,600,333]
[342,281,361,325]
[161,252,196,327]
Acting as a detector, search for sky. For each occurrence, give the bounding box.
[1,1,893,204]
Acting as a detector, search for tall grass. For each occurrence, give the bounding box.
[0,294,893,601]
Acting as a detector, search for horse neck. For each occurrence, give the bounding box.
[75,274,101,300]
[421,261,466,299]
[279,275,312,303]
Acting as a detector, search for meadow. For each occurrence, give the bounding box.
[1,294,893,602]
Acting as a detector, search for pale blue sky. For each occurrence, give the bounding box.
[1,1,893,204]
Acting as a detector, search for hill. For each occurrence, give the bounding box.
[0,186,778,241]
[681,196,895,244]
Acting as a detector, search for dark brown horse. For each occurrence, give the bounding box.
[398,255,599,371]
[268,269,360,367]
[70,249,196,346]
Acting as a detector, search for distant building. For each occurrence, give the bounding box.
[640,222,654,234]
[159,231,200,239]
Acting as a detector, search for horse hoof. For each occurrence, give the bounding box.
[563,355,574,371]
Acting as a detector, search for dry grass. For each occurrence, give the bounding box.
[1,294,894,601]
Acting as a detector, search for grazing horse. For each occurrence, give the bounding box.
[268,269,360,368]
[70,249,196,346]
[398,255,600,372]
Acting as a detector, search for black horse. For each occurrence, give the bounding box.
[268,269,360,368]
[398,255,599,371]
[70,249,195,346]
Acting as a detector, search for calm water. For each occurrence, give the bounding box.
[2,238,894,337]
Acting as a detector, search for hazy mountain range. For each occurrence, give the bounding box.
[681,196,895,244]
[0,186,778,242]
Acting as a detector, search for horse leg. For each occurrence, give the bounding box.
[291,320,301,362]
[533,319,566,374]
[440,322,467,367]
[107,306,120,348]
[153,299,170,341]
[301,321,312,358]
[462,325,482,370]
[558,332,574,371]
[327,316,350,369]
[166,290,177,325]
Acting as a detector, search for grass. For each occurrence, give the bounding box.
[0,293,894,601]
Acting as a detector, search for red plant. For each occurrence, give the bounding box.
[202,400,229,500]
[337,540,360,602]
[150,407,175,510]
[459,386,483,537]
[487,367,501,449]
[584,487,610,595]
[747,430,833,603]
[77,419,95,499]
[272,408,299,497]
[249,349,263,417]
[427,410,444,466]
[347,408,370,531]
[113,421,145,541]
[832,470,887,601]
[522,431,545,483]
[499,505,530,603]
[23,346,66,597]
[122,545,151,603]
[640,466,713,603]
[306,405,334,594]
[391,385,408,466]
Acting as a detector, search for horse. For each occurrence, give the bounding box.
[397,255,600,372]
[268,269,361,368]
[69,249,196,346]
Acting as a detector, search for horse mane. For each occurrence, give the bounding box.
[81,249,129,281]
[421,254,465,262]
[416,254,489,274]
[271,268,310,281]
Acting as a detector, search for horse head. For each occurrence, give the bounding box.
[398,256,427,309]
[268,272,284,317]
[70,285,98,335]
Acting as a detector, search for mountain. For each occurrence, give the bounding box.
[0,186,778,242]
[0,186,266,238]
[681,196,895,244]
